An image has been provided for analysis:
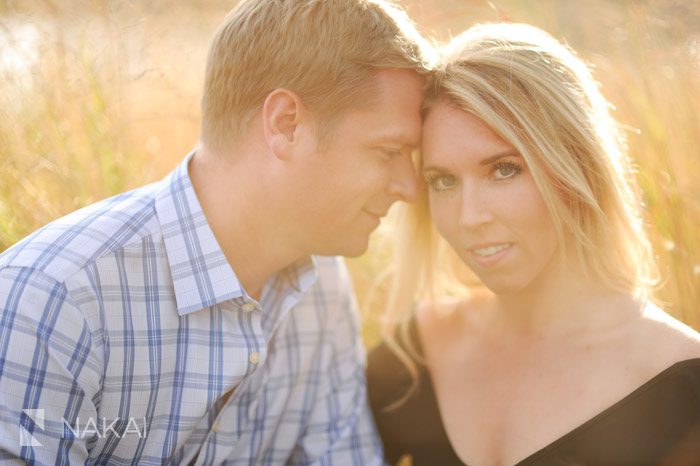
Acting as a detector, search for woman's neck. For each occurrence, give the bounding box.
[488,262,643,341]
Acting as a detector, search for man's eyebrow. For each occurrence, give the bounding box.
[371,132,420,148]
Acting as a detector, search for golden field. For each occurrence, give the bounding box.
[1,0,699,343]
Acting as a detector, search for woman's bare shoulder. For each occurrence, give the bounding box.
[639,303,700,364]
[415,289,493,336]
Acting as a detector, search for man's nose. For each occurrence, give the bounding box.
[387,155,419,203]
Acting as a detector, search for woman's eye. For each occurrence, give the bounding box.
[493,161,522,180]
[426,174,457,192]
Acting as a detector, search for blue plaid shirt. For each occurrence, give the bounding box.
[0,152,383,465]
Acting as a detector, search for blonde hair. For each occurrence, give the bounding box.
[201,0,433,153]
[382,22,658,408]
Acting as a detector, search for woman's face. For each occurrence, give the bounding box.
[421,102,560,295]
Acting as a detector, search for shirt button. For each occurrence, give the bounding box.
[241,302,256,312]
[249,351,260,364]
[211,420,220,433]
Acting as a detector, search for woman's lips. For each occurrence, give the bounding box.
[468,242,513,266]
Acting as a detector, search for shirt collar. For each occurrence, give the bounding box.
[260,255,319,339]
[154,150,245,315]
[155,151,321,316]
[276,256,319,295]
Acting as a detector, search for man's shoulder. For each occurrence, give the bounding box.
[0,181,163,284]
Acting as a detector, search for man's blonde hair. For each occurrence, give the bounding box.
[382,23,659,408]
[201,0,433,153]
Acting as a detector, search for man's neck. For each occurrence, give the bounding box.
[189,145,303,300]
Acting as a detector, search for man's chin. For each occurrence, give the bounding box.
[340,247,369,258]
[313,237,370,258]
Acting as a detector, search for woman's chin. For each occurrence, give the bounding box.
[476,275,530,296]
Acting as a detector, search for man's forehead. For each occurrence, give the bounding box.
[368,128,421,149]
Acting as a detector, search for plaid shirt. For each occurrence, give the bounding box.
[0,152,383,465]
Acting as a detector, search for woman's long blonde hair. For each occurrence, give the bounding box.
[381,22,658,408]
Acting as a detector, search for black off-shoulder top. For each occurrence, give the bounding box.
[367,319,700,466]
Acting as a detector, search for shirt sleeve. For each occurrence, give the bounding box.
[0,267,102,465]
[287,259,385,466]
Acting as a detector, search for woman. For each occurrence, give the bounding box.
[367,23,700,466]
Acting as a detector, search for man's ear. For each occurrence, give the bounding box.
[262,88,306,161]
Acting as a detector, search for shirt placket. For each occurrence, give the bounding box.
[194,296,266,466]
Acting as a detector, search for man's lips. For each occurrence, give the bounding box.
[363,209,388,219]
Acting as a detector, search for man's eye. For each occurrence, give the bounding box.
[379,148,402,160]
[493,161,522,180]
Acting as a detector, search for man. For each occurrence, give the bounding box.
[0,0,431,464]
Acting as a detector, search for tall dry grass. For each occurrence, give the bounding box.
[1,1,698,340]
[0,5,152,248]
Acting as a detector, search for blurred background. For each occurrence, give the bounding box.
[1,0,699,344]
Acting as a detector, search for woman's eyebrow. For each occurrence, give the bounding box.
[478,151,521,166]
[422,151,520,174]
[420,163,450,174]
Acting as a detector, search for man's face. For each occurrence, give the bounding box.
[298,68,424,257]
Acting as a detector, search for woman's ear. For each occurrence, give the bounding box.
[262,88,305,161]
